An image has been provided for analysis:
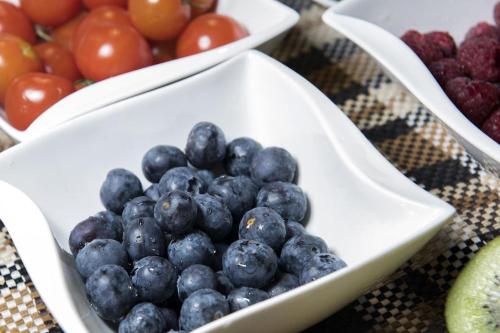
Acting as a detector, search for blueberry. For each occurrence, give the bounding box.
[225,137,263,176]
[279,234,328,275]
[85,265,136,321]
[159,167,206,195]
[100,168,143,213]
[256,182,307,222]
[194,194,232,241]
[168,231,216,271]
[212,243,228,271]
[266,272,299,297]
[123,217,166,261]
[154,190,197,236]
[76,239,128,280]
[185,122,226,169]
[227,287,269,312]
[118,303,167,333]
[208,175,258,220]
[144,184,162,201]
[179,289,229,331]
[131,256,177,303]
[177,264,217,301]
[122,196,156,227]
[142,145,187,183]
[239,207,286,251]
[250,147,297,185]
[94,210,124,232]
[159,308,178,331]
[299,253,347,285]
[285,221,306,241]
[223,240,277,288]
[215,271,235,294]
[196,169,215,186]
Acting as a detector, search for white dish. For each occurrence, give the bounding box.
[0,0,298,142]
[0,50,454,332]
[323,0,500,175]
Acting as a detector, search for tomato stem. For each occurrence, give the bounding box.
[35,25,53,43]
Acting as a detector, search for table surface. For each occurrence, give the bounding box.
[0,1,499,332]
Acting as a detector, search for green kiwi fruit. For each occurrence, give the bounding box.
[445,236,500,333]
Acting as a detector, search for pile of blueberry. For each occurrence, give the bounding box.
[69,122,347,332]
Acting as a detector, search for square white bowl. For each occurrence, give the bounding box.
[0,0,298,142]
[0,50,454,332]
[323,0,500,175]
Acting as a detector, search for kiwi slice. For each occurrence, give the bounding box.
[445,237,500,333]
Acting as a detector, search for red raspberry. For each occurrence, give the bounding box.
[401,30,445,65]
[495,2,500,27]
[429,58,465,87]
[465,22,500,41]
[458,36,500,82]
[482,108,500,143]
[445,77,499,125]
[424,31,457,57]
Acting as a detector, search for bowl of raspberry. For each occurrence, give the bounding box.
[323,0,500,175]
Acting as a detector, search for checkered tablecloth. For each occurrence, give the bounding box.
[0,1,499,332]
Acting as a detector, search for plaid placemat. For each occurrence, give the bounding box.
[0,1,499,332]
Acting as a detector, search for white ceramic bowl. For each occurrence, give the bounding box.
[0,50,454,332]
[323,0,500,175]
[0,0,298,142]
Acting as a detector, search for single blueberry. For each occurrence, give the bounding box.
[100,168,143,214]
[223,239,277,288]
[266,271,299,297]
[212,243,229,271]
[168,231,216,271]
[196,169,215,186]
[177,264,217,301]
[225,137,263,176]
[185,122,226,169]
[131,256,177,303]
[279,234,328,275]
[238,207,286,252]
[215,270,235,295]
[256,182,308,222]
[76,239,128,280]
[123,217,166,262]
[95,211,124,233]
[285,221,306,241]
[144,184,162,201]
[158,167,206,195]
[250,147,297,185]
[227,287,269,312]
[122,196,156,227]
[118,302,167,333]
[159,308,178,331]
[154,190,197,236]
[179,288,229,331]
[85,265,136,321]
[194,194,233,241]
[208,175,258,221]
[142,145,187,183]
[299,253,347,285]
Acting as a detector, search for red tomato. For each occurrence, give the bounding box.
[83,0,127,9]
[0,1,35,44]
[20,0,82,28]
[5,73,74,130]
[189,0,216,18]
[151,41,176,64]
[34,42,82,82]
[0,33,42,104]
[176,14,248,58]
[74,24,152,81]
[128,0,190,41]
[52,12,88,51]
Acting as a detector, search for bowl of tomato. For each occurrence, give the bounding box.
[0,0,299,142]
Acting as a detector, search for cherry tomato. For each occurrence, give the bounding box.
[0,1,35,44]
[34,42,82,82]
[128,0,190,41]
[83,0,127,9]
[5,73,74,130]
[52,12,88,51]
[20,0,82,28]
[176,14,248,58]
[74,24,152,81]
[0,33,42,104]
[151,41,175,64]
[189,0,216,18]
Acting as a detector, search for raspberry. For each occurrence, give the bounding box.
[429,58,465,87]
[465,22,500,41]
[458,36,500,82]
[401,30,445,65]
[445,77,499,125]
[495,2,500,27]
[425,31,457,57]
[482,108,500,143]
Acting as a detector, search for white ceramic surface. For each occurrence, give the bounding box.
[0,0,298,142]
[0,51,454,333]
[323,0,500,175]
